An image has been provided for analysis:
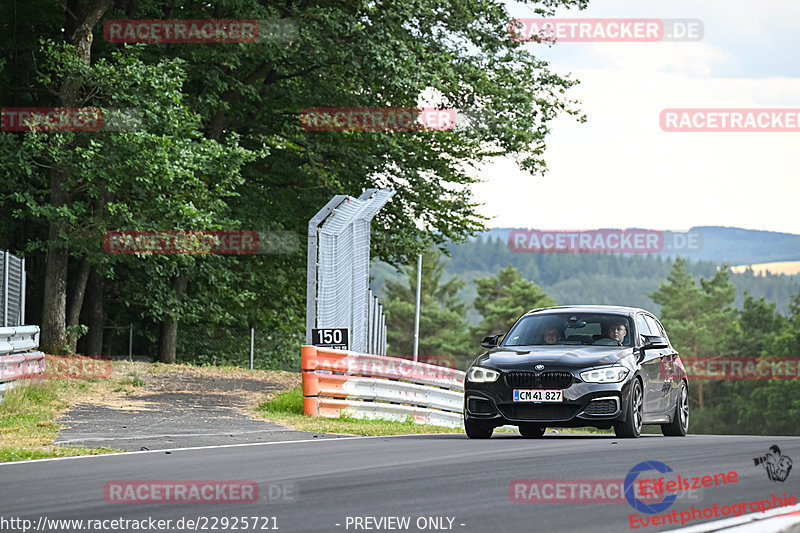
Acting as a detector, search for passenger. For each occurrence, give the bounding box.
[543,327,561,345]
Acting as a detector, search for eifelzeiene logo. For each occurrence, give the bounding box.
[104,230,259,255]
[300,108,456,132]
[629,494,797,529]
[104,481,258,504]
[754,445,793,482]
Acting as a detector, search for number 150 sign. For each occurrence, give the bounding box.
[312,328,349,350]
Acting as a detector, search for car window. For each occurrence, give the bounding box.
[644,315,663,338]
[503,312,632,347]
[651,316,671,344]
[636,314,652,339]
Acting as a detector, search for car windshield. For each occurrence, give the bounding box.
[502,312,632,347]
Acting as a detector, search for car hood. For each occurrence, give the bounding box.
[474,346,634,371]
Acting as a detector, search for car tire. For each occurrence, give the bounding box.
[661,381,689,437]
[465,418,493,439]
[518,424,546,438]
[614,379,643,439]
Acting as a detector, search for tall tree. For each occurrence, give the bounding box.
[2,0,590,359]
[471,265,555,337]
[649,257,737,409]
[383,248,471,358]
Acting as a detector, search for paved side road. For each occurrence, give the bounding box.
[54,366,340,450]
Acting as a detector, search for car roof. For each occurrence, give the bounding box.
[522,305,654,317]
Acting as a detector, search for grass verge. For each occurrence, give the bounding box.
[0,379,121,462]
[255,387,463,436]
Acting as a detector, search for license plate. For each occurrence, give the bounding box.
[513,389,563,402]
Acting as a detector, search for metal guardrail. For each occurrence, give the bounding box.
[0,325,45,401]
[0,326,40,355]
[301,345,465,427]
[1,251,26,327]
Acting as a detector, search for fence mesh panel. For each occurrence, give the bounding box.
[314,190,392,354]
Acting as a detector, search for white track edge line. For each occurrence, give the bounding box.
[0,432,454,467]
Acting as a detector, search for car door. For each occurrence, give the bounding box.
[646,315,681,412]
[636,313,665,416]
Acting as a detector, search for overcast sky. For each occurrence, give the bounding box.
[474,0,800,234]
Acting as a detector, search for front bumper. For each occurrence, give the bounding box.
[464,376,634,428]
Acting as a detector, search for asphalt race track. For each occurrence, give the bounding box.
[2,433,799,533]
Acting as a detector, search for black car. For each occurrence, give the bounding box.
[463,305,689,439]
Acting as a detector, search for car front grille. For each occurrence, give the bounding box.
[499,403,581,421]
[504,371,573,389]
[505,371,537,388]
[583,398,619,415]
[540,371,573,389]
[468,397,495,415]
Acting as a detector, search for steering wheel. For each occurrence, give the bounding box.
[592,337,622,346]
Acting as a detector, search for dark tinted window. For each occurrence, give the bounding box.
[503,313,632,347]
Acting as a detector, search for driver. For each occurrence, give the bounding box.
[605,320,627,344]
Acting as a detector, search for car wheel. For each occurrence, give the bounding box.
[465,417,493,439]
[614,379,643,438]
[518,424,546,438]
[661,381,689,437]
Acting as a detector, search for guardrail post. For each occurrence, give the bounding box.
[249,327,254,370]
[3,251,8,327]
[301,345,319,416]
[20,257,25,326]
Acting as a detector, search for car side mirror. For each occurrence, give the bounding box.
[642,335,668,350]
[481,334,501,348]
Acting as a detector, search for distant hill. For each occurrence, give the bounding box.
[488,226,800,265]
[370,226,800,321]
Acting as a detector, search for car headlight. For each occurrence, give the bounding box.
[468,367,500,383]
[580,365,629,383]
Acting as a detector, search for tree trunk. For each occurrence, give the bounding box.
[158,275,188,364]
[40,0,112,353]
[40,219,69,354]
[84,267,104,355]
[66,257,91,352]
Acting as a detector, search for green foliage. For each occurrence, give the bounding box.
[471,265,556,337]
[383,248,472,357]
[648,257,737,357]
[259,387,304,415]
[648,259,800,436]
[1,0,593,365]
